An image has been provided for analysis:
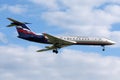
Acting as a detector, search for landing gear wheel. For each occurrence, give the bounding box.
[55,50,58,54]
[53,49,58,54]
[102,48,105,51]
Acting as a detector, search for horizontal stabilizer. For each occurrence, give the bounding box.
[7,18,31,27]
[7,23,17,27]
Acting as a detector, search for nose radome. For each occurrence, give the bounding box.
[108,40,116,45]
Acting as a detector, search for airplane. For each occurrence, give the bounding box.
[7,18,115,54]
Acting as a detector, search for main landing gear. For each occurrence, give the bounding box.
[53,49,58,54]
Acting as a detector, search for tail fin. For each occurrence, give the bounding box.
[7,18,35,37]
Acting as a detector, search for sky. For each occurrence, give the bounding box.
[0,0,120,80]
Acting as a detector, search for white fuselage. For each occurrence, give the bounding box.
[59,36,115,45]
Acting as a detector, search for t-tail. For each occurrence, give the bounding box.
[7,18,48,44]
[7,18,36,38]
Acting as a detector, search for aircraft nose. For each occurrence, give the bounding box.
[108,40,116,45]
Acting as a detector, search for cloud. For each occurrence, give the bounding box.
[0,44,120,80]
[29,0,59,10]
[34,0,120,47]
[1,0,120,80]
[0,4,27,14]
[0,32,7,43]
[110,31,120,47]
[104,4,120,17]
[41,2,120,31]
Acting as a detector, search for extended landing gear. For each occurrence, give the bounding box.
[53,49,58,54]
[102,45,105,51]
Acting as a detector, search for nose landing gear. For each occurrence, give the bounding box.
[102,45,105,51]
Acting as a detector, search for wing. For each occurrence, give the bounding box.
[43,33,76,45]
[37,45,69,52]
[37,45,56,52]
[37,33,76,52]
[37,48,51,52]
